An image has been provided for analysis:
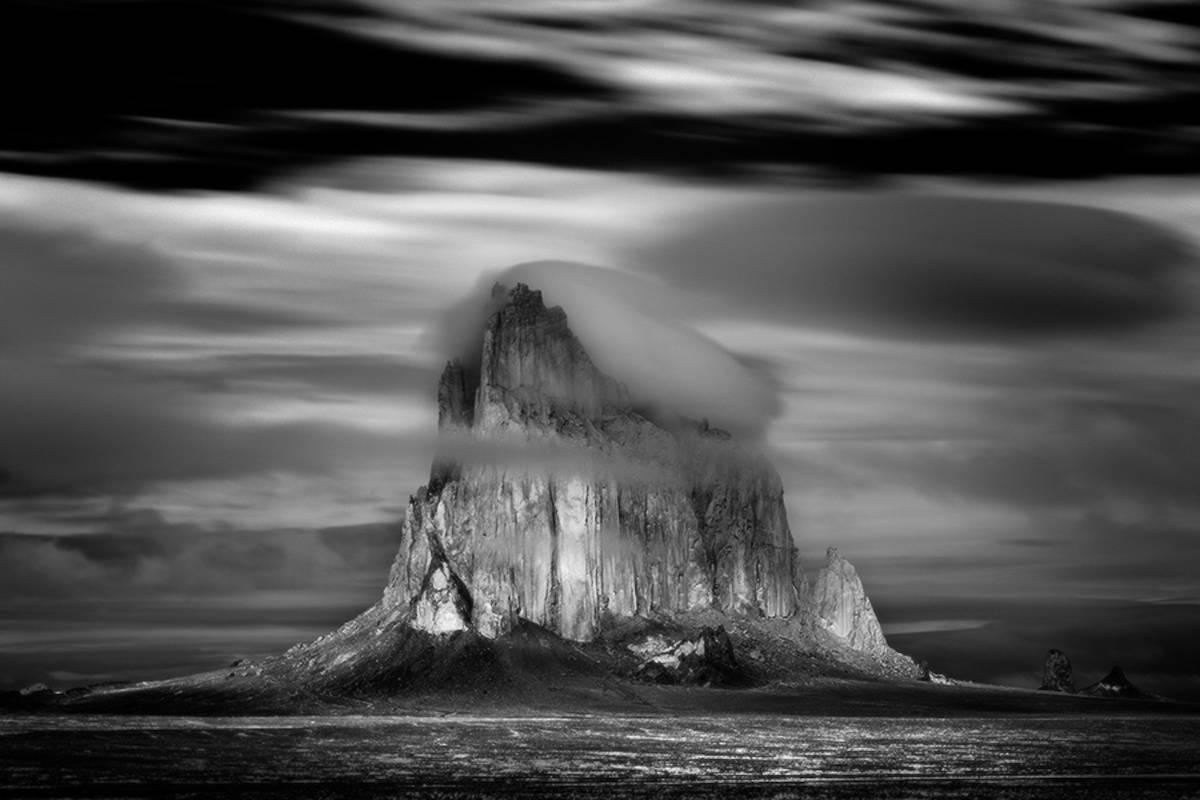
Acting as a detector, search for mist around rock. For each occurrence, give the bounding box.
[425,261,783,439]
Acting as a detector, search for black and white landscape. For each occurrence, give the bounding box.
[2,1,1199,798]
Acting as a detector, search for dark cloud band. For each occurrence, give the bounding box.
[1,1,1199,190]
[637,193,1189,340]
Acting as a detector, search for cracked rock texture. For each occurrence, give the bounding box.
[385,283,803,642]
[810,547,890,655]
[634,626,742,686]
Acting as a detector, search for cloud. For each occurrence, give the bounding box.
[636,193,1189,341]
[771,334,1200,525]
[0,515,401,600]
[103,353,438,402]
[2,1,1199,189]
[0,361,414,496]
[0,515,403,689]
[0,224,174,355]
[0,222,359,356]
[0,219,439,504]
[427,261,783,437]
[881,619,991,636]
[0,0,614,191]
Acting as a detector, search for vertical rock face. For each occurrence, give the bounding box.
[1039,648,1075,692]
[384,283,803,642]
[810,548,890,654]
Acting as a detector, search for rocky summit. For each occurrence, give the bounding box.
[389,282,803,643]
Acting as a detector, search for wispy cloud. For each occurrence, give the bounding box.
[2,154,1199,694]
[1,0,1197,188]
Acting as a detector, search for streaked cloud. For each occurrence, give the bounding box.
[635,193,1189,341]
[882,619,992,636]
[2,152,1199,697]
[1,0,1197,189]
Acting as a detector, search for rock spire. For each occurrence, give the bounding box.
[810,547,890,654]
[385,283,803,641]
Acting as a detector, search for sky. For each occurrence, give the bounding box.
[2,0,1199,699]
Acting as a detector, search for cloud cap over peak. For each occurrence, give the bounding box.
[427,260,782,438]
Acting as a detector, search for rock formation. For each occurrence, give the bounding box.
[632,626,742,686]
[1039,648,1075,692]
[1081,666,1150,699]
[5,280,928,714]
[810,548,890,655]
[385,283,803,642]
[917,660,954,686]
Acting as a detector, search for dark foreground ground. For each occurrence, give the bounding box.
[3,711,1199,799]
[7,613,1194,719]
[6,614,1197,798]
[13,674,1199,718]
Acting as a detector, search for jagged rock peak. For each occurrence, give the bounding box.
[443,281,630,433]
[1039,648,1075,693]
[385,280,804,643]
[811,548,890,655]
[1082,665,1151,699]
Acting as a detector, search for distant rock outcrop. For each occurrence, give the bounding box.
[1081,666,1151,699]
[810,548,890,655]
[1039,649,1075,693]
[917,660,954,686]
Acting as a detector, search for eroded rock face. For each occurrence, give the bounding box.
[384,283,803,642]
[810,547,890,655]
[410,559,473,636]
[1039,648,1075,692]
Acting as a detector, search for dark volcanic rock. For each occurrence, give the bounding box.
[1039,648,1075,693]
[917,660,954,686]
[633,626,743,686]
[1082,666,1152,699]
[0,684,57,711]
[19,682,52,697]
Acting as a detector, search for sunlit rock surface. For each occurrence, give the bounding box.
[410,559,473,636]
[810,548,890,655]
[387,283,803,642]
